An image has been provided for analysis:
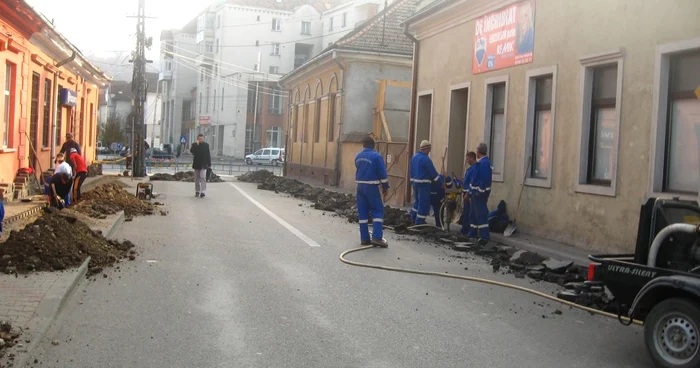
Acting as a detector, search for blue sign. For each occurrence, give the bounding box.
[117,143,123,152]
[180,135,187,144]
[60,88,77,107]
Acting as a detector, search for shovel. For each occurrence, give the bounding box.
[504,156,531,237]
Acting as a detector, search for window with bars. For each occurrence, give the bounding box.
[3,63,13,147]
[42,78,52,147]
[30,73,40,155]
[531,76,553,179]
[56,85,63,147]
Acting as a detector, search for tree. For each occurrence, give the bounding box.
[100,113,126,149]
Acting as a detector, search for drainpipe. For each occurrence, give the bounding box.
[50,51,76,169]
[332,51,346,187]
[403,24,419,205]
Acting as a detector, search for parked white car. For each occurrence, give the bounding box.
[245,148,285,166]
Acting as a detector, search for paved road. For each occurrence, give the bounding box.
[27,180,654,368]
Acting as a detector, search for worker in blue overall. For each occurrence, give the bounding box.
[355,136,390,248]
[470,143,493,244]
[410,140,440,225]
[460,151,478,237]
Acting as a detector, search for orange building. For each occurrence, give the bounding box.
[0,0,109,199]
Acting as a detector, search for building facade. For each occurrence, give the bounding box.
[281,0,416,200]
[0,0,108,198]
[160,0,389,158]
[404,0,700,252]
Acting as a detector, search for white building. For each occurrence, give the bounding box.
[159,20,199,155]
[160,0,389,158]
[100,73,160,148]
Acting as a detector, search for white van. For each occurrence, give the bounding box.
[245,148,284,166]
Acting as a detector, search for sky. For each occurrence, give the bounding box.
[25,0,209,78]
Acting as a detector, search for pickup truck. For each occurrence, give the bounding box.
[587,197,700,368]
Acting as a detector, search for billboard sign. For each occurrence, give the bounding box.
[473,0,535,74]
[199,116,210,125]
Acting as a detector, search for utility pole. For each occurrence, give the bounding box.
[130,0,149,177]
[251,51,262,153]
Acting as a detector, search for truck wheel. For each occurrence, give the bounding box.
[645,297,700,368]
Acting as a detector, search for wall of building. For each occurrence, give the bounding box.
[410,0,700,252]
[285,61,342,184]
[1,18,104,192]
[344,61,412,140]
[321,0,385,47]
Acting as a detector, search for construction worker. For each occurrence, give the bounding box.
[355,136,389,248]
[461,151,478,237]
[470,143,492,244]
[48,172,72,209]
[59,133,81,167]
[410,140,440,225]
[68,148,88,202]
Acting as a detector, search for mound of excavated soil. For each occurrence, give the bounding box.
[0,213,135,274]
[149,171,224,182]
[71,183,157,218]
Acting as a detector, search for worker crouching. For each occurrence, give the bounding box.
[355,136,390,248]
[410,140,439,225]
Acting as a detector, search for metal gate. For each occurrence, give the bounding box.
[376,141,407,207]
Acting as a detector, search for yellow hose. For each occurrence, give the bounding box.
[339,245,643,326]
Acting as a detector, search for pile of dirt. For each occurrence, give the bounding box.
[150,171,224,183]
[0,212,135,274]
[0,320,20,360]
[71,183,157,218]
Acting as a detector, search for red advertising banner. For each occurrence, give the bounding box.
[473,0,535,74]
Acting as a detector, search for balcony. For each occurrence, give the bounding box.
[159,70,172,81]
[196,52,214,66]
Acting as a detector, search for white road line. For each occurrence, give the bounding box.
[228,182,321,247]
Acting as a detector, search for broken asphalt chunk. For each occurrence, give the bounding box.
[542,259,574,274]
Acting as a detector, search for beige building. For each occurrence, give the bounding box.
[404,0,700,252]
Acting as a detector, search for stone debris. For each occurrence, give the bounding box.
[542,259,574,274]
[71,183,160,218]
[0,213,137,274]
[149,171,224,182]
[0,321,21,359]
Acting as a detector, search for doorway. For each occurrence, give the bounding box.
[415,92,432,153]
[447,85,470,177]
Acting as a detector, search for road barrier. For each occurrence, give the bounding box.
[98,158,283,177]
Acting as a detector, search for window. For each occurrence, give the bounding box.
[268,88,282,114]
[89,103,94,145]
[262,149,271,156]
[313,99,321,142]
[221,87,224,111]
[42,79,52,147]
[215,39,219,53]
[3,63,13,147]
[664,52,700,193]
[328,93,337,142]
[342,13,347,27]
[199,92,202,114]
[257,15,261,22]
[254,64,259,72]
[272,18,281,31]
[206,88,210,112]
[301,21,311,35]
[206,41,214,53]
[216,15,221,29]
[271,43,280,56]
[523,66,557,187]
[30,73,40,158]
[267,126,282,147]
[214,89,217,111]
[483,77,508,182]
[200,68,204,82]
[269,66,279,74]
[576,50,623,197]
[255,40,259,46]
[56,85,63,147]
[183,101,192,121]
[329,17,334,31]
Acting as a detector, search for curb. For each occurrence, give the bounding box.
[103,211,125,239]
[491,234,591,266]
[14,256,90,368]
[13,211,124,366]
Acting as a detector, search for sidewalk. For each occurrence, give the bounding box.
[0,197,125,366]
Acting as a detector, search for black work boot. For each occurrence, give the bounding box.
[371,238,389,248]
[361,240,371,246]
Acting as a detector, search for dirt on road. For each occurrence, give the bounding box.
[71,183,158,218]
[150,171,224,183]
[0,211,135,274]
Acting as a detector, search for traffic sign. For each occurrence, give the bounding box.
[180,135,187,144]
[117,143,123,151]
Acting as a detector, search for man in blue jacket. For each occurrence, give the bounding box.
[461,151,478,237]
[470,143,492,244]
[355,136,390,248]
[410,140,440,225]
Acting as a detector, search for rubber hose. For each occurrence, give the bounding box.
[339,245,643,326]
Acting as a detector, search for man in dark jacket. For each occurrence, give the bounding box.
[190,134,211,198]
[58,133,81,166]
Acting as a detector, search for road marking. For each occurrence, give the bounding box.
[228,182,321,247]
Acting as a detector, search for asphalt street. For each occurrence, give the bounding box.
[27,180,654,368]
